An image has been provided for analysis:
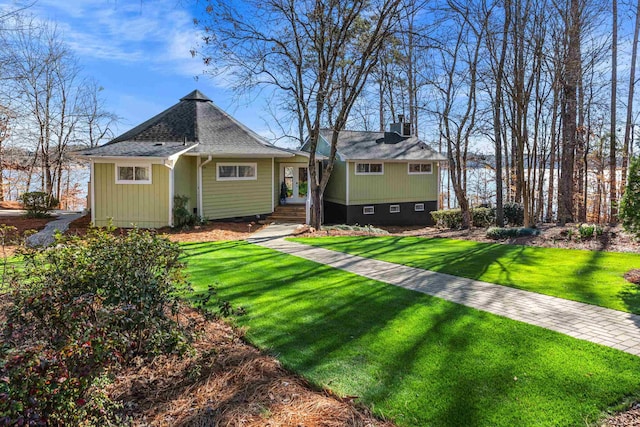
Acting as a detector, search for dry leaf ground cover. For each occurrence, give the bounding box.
[106,305,391,426]
[182,240,640,427]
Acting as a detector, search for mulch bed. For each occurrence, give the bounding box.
[108,306,392,427]
[65,215,264,242]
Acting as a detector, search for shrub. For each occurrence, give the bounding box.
[503,202,524,226]
[620,156,640,238]
[431,207,496,229]
[20,191,58,218]
[577,223,602,240]
[1,226,192,424]
[431,209,464,228]
[471,207,496,228]
[173,195,200,229]
[486,227,540,239]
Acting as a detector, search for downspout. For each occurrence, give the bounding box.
[271,157,275,213]
[90,159,95,225]
[198,155,212,219]
[169,166,174,227]
[306,165,311,225]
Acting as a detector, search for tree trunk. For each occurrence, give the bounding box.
[610,0,618,223]
[622,0,640,193]
[558,0,581,225]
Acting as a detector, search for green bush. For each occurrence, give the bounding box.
[620,156,640,238]
[20,191,58,218]
[1,226,192,425]
[431,209,464,228]
[503,202,524,226]
[471,207,496,228]
[173,195,201,229]
[577,223,602,240]
[431,207,496,229]
[486,227,540,239]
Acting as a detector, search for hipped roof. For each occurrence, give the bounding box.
[80,90,292,159]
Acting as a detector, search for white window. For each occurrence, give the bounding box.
[390,205,400,213]
[415,203,425,212]
[355,162,384,175]
[115,164,152,184]
[408,163,433,174]
[216,162,257,181]
[363,206,375,215]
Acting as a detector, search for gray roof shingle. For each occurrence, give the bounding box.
[79,90,293,159]
[319,129,446,161]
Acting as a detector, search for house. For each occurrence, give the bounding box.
[79,90,315,228]
[302,120,446,226]
[79,90,444,228]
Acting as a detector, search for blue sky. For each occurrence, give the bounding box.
[19,0,279,145]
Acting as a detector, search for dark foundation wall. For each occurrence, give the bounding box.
[324,200,437,226]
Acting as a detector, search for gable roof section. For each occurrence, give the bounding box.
[79,90,293,159]
[317,129,446,162]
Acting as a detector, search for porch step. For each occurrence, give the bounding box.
[268,204,306,223]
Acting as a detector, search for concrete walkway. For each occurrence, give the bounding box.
[26,211,86,247]
[248,224,640,357]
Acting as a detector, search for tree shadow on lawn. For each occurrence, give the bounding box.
[300,236,640,313]
[301,236,533,286]
[181,241,640,427]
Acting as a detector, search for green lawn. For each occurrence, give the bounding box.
[290,236,640,314]
[183,241,640,427]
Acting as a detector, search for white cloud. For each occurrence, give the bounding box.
[27,0,217,82]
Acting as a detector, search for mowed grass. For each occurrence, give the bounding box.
[290,236,640,314]
[182,241,640,427]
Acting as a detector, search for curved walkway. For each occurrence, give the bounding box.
[248,224,640,357]
[26,211,86,247]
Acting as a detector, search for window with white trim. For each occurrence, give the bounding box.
[216,162,257,181]
[390,204,400,213]
[408,163,433,174]
[115,164,152,184]
[414,203,425,212]
[363,206,375,215]
[355,162,384,175]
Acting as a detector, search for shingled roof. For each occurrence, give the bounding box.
[80,90,292,159]
[318,129,446,161]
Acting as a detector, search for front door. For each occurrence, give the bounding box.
[281,164,308,204]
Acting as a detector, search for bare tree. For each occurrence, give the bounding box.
[622,0,640,192]
[196,0,402,228]
[610,0,618,222]
[558,0,582,224]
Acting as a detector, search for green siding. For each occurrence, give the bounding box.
[174,156,197,213]
[202,158,273,219]
[348,162,439,204]
[94,163,170,228]
[324,157,346,204]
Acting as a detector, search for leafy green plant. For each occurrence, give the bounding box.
[620,156,640,238]
[431,207,496,229]
[471,207,495,227]
[503,202,524,226]
[577,223,596,239]
[20,191,58,218]
[173,195,201,229]
[1,226,192,424]
[430,209,464,228]
[486,227,540,239]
